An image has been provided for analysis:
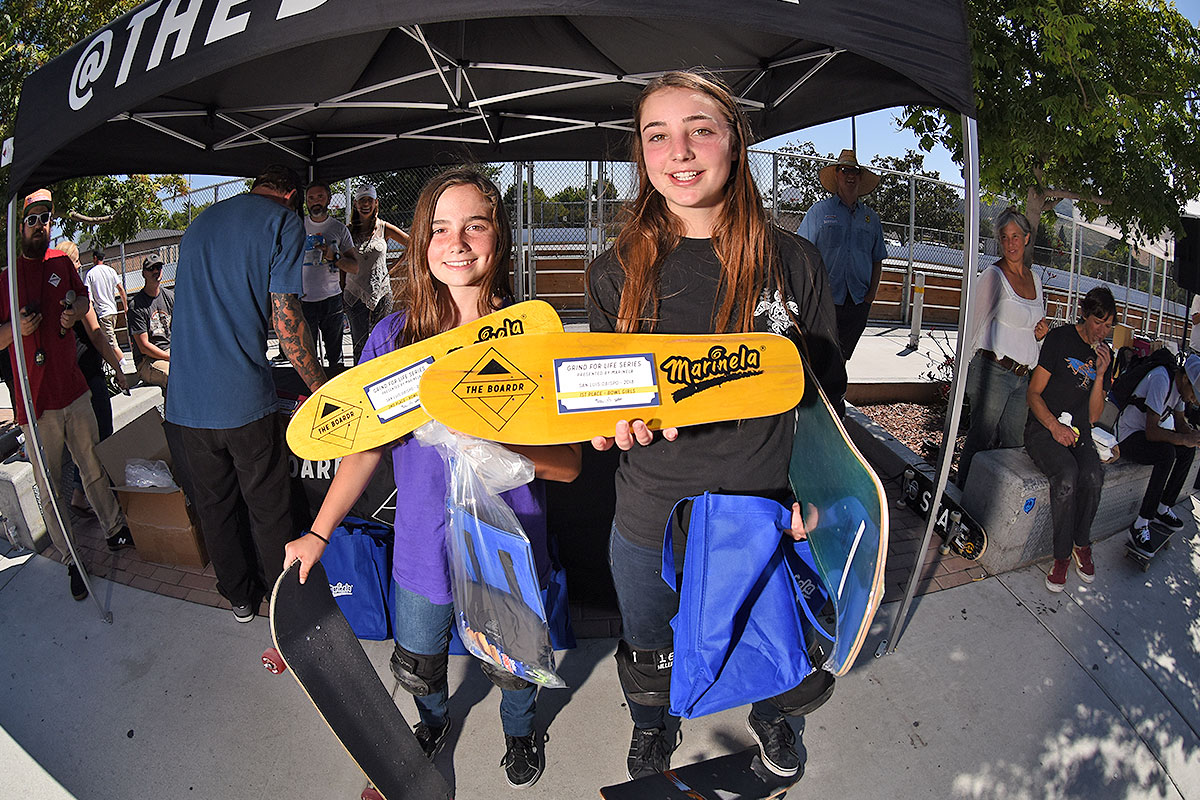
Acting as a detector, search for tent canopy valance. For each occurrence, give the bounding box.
[8,0,973,196]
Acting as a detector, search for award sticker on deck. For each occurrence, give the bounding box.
[365,356,434,423]
[553,354,660,414]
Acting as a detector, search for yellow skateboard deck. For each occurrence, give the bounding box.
[285,301,563,460]
[417,332,804,445]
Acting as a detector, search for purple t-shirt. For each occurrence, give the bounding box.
[362,312,550,604]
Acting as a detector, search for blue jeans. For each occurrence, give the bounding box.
[346,295,391,366]
[608,522,781,728]
[392,581,537,737]
[958,352,1030,487]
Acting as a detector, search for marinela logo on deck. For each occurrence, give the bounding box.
[659,344,763,401]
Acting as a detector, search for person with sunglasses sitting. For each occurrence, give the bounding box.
[128,254,173,395]
[796,149,888,361]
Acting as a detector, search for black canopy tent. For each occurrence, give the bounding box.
[5,0,979,645]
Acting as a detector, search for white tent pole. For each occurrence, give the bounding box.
[880,114,979,656]
[6,197,112,623]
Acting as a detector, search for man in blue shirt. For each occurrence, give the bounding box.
[166,164,326,624]
[797,149,887,360]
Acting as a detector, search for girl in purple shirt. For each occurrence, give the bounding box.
[285,168,580,789]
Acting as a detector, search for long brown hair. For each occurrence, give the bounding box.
[396,167,514,347]
[592,70,782,333]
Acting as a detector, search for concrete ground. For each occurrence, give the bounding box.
[1,325,1197,799]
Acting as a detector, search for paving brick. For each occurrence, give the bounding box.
[126,559,158,578]
[937,570,976,590]
[178,572,217,591]
[157,584,190,601]
[129,575,160,593]
[185,588,224,608]
[149,566,184,585]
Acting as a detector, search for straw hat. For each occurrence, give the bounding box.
[818,149,881,196]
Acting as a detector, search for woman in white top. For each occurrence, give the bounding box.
[957,208,1050,487]
[346,183,410,364]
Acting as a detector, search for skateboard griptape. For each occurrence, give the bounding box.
[270,561,452,800]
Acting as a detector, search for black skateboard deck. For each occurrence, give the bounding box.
[600,747,798,799]
[900,465,986,560]
[267,561,452,800]
[1125,524,1173,572]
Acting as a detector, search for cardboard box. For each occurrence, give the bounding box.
[95,409,208,568]
[1112,323,1133,351]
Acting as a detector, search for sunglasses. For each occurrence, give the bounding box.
[23,211,51,227]
[835,166,861,175]
[144,266,162,273]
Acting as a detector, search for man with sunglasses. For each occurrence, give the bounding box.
[797,149,888,360]
[128,254,172,394]
[0,189,135,602]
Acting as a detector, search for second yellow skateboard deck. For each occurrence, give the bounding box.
[417,332,804,445]
[285,301,563,460]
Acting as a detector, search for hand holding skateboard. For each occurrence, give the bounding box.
[283,533,329,584]
[590,419,679,451]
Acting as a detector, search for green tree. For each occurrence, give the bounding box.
[773,142,826,213]
[901,0,1200,252]
[2,1,186,263]
[867,150,961,242]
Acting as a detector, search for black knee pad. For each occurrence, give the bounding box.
[769,668,835,717]
[389,643,448,697]
[479,658,533,691]
[614,639,672,707]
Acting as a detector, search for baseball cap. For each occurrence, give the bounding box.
[23,189,53,215]
[1185,354,1200,400]
[354,183,377,201]
[142,254,165,270]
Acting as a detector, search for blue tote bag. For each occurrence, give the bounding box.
[663,493,831,719]
[320,516,394,640]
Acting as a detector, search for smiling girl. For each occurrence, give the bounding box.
[585,71,846,780]
[286,168,580,789]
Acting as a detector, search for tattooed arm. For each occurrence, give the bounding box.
[271,292,327,391]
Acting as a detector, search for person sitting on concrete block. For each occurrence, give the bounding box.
[1115,353,1200,557]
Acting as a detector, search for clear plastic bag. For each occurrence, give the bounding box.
[125,458,177,489]
[414,422,566,688]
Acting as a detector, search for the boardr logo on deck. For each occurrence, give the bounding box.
[451,348,537,430]
[310,396,361,448]
[659,344,763,401]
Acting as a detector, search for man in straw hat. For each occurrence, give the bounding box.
[797,149,887,360]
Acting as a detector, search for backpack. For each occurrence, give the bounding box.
[1109,348,1178,412]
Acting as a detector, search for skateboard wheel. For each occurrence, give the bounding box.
[360,787,384,800]
[262,647,287,675]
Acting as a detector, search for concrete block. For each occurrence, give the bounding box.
[0,459,45,552]
[962,447,1200,573]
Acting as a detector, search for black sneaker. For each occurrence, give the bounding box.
[747,712,800,778]
[106,526,135,552]
[500,733,543,788]
[627,726,674,780]
[413,718,451,760]
[1129,522,1154,557]
[1154,508,1185,531]
[67,564,88,601]
[231,603,254,623]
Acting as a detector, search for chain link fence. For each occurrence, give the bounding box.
[146,152,1190,337]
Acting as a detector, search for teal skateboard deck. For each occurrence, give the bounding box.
[788,374,888,677]
[600,747,798,799]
